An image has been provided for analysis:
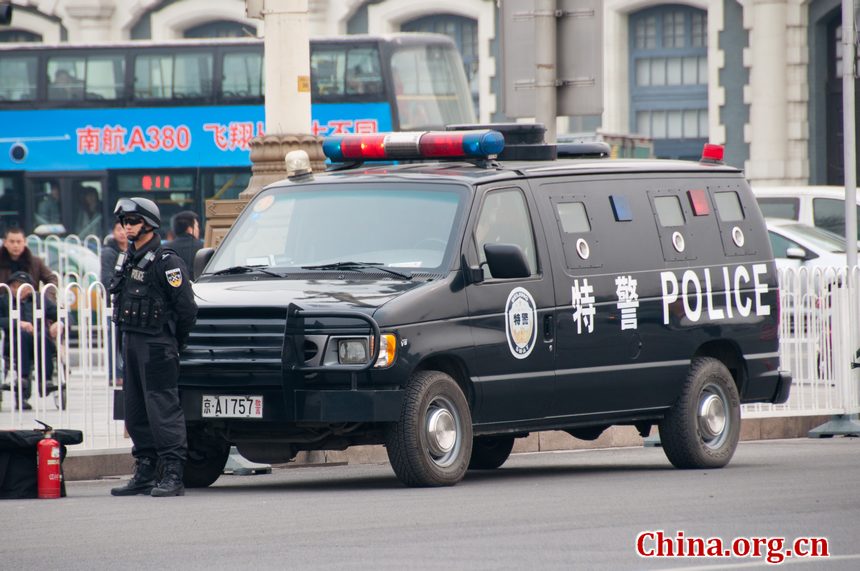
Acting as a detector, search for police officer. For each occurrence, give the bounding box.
[109,198,197,498]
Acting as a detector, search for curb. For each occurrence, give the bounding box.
[63,415,834,481]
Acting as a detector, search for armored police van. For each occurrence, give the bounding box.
[181,125,791,488]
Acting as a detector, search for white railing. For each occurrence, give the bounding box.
[1,265,858,449]
[743,266,860,419]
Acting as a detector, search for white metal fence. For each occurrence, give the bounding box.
[1,260,858,449]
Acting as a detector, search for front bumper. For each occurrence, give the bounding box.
[180,387,403,422]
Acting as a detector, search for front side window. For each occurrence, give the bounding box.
[475,188,538,279]
[208,184,467,273]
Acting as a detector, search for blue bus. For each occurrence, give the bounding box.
[0,34,475,237]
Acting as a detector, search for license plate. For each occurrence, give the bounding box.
[202,395,263,418]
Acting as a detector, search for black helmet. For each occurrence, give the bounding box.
[114,197,160,229]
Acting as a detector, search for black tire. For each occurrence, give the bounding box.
[659,357,740,469]
[184,430,230,488]
[385,370,473,487]
[468,435,515,470]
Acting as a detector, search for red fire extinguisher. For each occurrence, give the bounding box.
[35,420,62,499]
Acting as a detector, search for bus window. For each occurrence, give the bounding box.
[391,44,474,130]
[0,177,23,233]
[135,53,213,100]
[33,180,63,229]
[0,55,38,101]
[72,180,104,238]
[222,51,263,99]
[346,48,383,96]
[85,55,125,100]
[311,46,382,99]
[47,57,86,101]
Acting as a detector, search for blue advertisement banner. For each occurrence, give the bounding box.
[0,103,393,172]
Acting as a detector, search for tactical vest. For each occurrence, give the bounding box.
[112,248,170,334]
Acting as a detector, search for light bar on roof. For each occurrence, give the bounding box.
[322,130,505,162]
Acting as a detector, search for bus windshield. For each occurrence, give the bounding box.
[207,184,467,274]
[391,43,474,130]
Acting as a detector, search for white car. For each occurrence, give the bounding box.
[753,185,860,248]
[766,219,847,273]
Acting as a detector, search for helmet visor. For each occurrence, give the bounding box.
[114,198,139,217]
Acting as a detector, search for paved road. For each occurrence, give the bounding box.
[2,438,858,570]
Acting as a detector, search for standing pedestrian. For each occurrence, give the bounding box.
[0,227,58,300]
[109,198,197,498]
[165,211,204,274]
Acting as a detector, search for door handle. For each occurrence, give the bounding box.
[543,314,554,341]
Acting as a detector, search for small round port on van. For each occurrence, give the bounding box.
[672,231,685,253]
[731,226,745,248]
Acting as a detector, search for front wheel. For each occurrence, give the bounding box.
[659,357,740,469]
[184,429,230,488]
[385,370,472,487]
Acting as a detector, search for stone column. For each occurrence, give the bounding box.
[240,0,324,200]
[744,0,808,185]
[63,0,116,43]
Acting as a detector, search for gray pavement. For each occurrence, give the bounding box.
[1,438,858,570]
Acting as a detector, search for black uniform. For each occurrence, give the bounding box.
[111,236,197,465]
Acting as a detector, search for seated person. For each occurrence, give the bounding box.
[49,69,84,100]
[0,271,60,410]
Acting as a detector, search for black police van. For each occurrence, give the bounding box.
[182,124,791,488]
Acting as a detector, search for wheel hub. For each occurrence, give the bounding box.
[426,407,456,456]
[698,393,727,439]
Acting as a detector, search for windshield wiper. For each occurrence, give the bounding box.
[210,265,282,277]
[301,261,412,280]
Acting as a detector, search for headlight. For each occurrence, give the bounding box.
[335,334,397,367]
[337,339,368,364]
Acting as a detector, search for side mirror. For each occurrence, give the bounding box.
[193,247,215,280]
[785,246,807,261]
[483,243,531,279]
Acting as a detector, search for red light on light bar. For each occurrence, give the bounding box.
[687,189,710,216]
[701,144,724,163]
[342,134,386,159]
[419,134,465,158]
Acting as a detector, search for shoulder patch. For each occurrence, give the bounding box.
[165,268,183,288]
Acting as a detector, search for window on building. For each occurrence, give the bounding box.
[629,5,709,159]
[184,20,257,39]
[0,30,42,43]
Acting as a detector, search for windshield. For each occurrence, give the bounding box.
[207,183,468,274]
[782,223,846,253]
[390,44,475,130]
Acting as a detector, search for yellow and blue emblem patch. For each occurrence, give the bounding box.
[165,268,182,288]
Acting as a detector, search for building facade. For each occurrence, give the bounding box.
[1,0,856,185]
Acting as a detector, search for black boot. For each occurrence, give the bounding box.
[111,457,157,496]
[151,462,185,497]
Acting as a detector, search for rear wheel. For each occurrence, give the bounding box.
[385,370,472,487]
[468,435,515,470]
[659,357,740,469]
[184,429,230,488]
